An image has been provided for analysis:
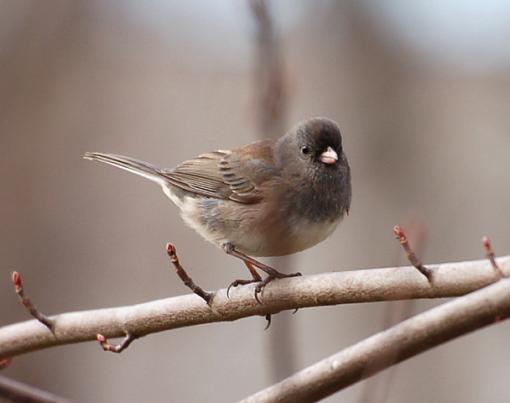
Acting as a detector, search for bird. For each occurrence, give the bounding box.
[84,117,351,302]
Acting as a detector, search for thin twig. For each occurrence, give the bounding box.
[393,226,433,281]
[97,332,137,354]
[0,255,507,360]
[240,277,510,402]
[482,236,504,279]
[166,243,214,305]
[11,271,54,332]
[0,374,73,403]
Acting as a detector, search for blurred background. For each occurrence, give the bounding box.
[1,0,510,402]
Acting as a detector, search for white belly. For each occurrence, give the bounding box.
[286,216,340,253]
[162,184,342,257]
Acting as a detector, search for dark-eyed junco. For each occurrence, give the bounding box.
[84,117,351,299]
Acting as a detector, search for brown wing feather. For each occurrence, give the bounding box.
[162,142,275,203]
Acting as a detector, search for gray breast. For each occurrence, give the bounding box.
[283,169,351,223]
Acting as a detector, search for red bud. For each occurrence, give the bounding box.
[11,271,22,291]
[393,225,406,242]
[166,243,175,255]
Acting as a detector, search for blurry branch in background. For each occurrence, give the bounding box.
[239,274,510,403]
[1,252,508,361]
[0,375,73,403]
[250,0,287,137]
[250,0,297,381]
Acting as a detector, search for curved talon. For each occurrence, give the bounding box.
[264,314,272,330]
[254,285,263,304]
[227,279,260,298]
[226,281,239,298]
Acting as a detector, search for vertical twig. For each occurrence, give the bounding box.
[166,243,214,304]
[393,226,433,281]
[483,236,504,279]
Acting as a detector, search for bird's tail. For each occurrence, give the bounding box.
[83,152,167,186]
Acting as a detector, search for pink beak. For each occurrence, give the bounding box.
[320,146,338,164]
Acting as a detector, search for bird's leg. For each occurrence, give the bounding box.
[245,261,263,281]
[222,243,301,302]
[222,243,301,278]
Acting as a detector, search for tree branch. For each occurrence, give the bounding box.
[0,256,508,360]
[240,277,510,402]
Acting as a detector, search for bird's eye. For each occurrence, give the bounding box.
[301,145,310,155]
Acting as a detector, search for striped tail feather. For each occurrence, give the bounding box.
[83,152,167,186]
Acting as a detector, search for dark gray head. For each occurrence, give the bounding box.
[276,117,347,174]
[275,117,351,221]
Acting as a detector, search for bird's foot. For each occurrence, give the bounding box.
[227,271,301,304]
[253,271,302,304]
[222,242,302,303]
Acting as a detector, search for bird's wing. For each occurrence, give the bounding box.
[162,141,276,204]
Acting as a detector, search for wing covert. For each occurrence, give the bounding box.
[162,144,273,203]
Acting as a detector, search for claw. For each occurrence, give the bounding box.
[264,314,272,330]
[227,281,240,298]
[254,285,263,304]
[227,278,260,299]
